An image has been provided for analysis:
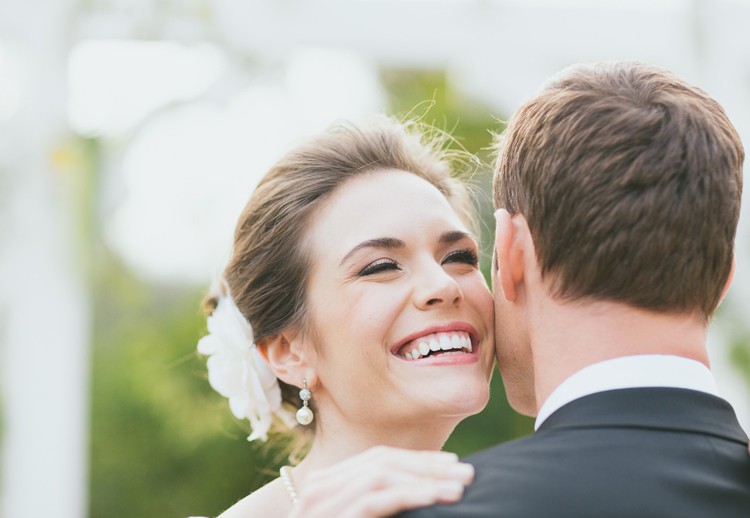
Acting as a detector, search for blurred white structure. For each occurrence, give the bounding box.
[0,1,90,518]
[1,1,749,517]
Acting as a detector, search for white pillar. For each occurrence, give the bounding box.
[0,0,90,517]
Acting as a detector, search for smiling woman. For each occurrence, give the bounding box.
[196,117,495,517]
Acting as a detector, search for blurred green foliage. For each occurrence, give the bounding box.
[89,69,532,518]
[712,306,750,392]
[730,340,750,381]
[90,255,288,517]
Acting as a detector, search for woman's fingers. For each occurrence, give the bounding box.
[329,479,466,518]
[310,446,473,485]
[297,471,467,518]
[289,446,474,518]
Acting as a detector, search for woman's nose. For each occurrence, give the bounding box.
[413,262,463,309]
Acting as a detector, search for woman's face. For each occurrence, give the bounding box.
[302,169,494,434]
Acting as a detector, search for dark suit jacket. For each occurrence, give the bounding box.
[401,388,750,517]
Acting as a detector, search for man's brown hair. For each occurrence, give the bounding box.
[494,61,744,317]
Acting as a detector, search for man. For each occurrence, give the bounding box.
[403,61,750,516]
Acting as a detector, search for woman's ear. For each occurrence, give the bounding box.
[257,330,317,388]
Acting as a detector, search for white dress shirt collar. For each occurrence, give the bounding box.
[534,354,719,431]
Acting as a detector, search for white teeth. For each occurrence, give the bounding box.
[400,331,473,360]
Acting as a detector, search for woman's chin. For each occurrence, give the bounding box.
[428,382,491,420]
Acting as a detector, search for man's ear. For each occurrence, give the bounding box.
[494,209,527,302]
[257,330,317,388]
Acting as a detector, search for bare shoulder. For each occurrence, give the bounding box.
[216,477,292,518]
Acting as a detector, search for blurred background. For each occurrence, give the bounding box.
[1,0,750,517]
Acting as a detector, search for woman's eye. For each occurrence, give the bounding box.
[358,259,400,276]
[442,248,479,267]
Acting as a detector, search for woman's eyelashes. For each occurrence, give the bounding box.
[356,248,479,277]
[358,258,400,276]
[442,248,479,267]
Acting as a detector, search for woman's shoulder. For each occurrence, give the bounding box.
[216,477,292,518]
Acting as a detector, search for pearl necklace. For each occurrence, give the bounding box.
[279,466,299,505]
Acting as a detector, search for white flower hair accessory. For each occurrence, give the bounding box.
[198,289,297,442]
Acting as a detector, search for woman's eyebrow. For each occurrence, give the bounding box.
[439,230,476,245]
[339,237,406,266]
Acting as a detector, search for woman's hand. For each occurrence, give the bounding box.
[288,446,474,518]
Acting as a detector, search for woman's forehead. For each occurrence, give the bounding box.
[306,169,468,254]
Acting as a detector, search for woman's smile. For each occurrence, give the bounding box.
[392,322,479,364]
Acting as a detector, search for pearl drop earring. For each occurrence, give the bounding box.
[296,379,314,425]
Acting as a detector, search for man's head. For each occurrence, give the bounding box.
[492,61,744,413]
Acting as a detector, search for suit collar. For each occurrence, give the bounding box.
[535,355,718,430]
[537,387,748,446]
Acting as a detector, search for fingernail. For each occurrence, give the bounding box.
[436,451,459,461]
[448,462,475,482]
[438,480,465,500]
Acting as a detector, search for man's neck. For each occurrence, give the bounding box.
[530,298,709,414]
